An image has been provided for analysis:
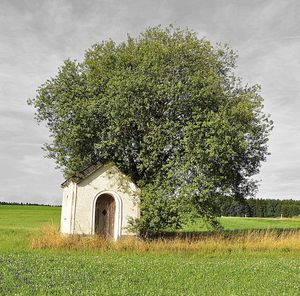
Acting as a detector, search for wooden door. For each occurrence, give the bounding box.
[95,194,115,238]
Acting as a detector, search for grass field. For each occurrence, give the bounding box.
[1,205,300,295]
[0,205,60,251]
[183,216,300,232]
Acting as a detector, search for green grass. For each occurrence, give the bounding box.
[183,216,300,232]
[1,251,300,295]
[0,205,60,251]
[0,205,60,231]
[1,205,300,295]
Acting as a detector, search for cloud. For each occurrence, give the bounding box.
[0,0,299,203]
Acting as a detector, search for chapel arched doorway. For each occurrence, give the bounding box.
[94,193,116,238]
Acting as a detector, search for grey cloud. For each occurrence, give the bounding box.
[0,0,299,203]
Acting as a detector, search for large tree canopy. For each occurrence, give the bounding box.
[29,26,273,233]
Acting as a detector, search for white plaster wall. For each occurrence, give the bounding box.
[61,164,140,238]
[60,181,75,233]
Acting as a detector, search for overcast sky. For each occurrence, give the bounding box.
[0,0,299,205]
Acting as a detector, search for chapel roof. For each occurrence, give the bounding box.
[61,162,105,188]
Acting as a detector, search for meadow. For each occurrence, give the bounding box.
[1,205,300,295]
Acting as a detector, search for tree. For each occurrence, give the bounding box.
[28,26,273,234]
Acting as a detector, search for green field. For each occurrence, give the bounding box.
[183,216,300,232]
[1,205,300,295]
[0,205,61,251]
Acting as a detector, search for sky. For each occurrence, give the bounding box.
[0,0,299,205]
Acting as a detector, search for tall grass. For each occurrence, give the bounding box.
[31,224,300,253]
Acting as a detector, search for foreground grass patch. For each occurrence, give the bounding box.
[2,205,300,295]
[1,251,300,295]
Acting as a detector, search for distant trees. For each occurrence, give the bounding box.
[0,201,60,207]
[1,199,299,217]
[218,197,300,218]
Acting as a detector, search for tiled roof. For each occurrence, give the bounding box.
[61,162,104,188]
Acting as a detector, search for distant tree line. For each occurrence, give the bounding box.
[217,197,300,218]
[0,201,60,207]
[1,198,299,218]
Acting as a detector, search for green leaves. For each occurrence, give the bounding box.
[29,26,273,233]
